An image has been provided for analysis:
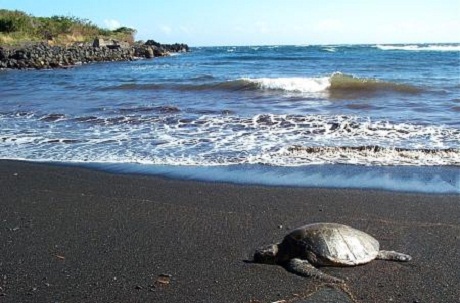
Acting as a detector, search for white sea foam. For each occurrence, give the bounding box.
[323,47,337,52]
[1,113,459,167]
[272,146,460,166]
[240,73,419,95]
[375,44,460,52]
[242,76,331,93]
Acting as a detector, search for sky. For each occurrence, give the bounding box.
[1,0,459,46]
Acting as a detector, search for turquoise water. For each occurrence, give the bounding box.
[1,44,459,192]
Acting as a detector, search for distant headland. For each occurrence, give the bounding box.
[0,9,189,69]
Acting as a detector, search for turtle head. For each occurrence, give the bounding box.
[253,244,279,264]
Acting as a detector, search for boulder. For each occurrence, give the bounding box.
[1,39,189,70]
[93,38,107,48]
[144,46,154,58]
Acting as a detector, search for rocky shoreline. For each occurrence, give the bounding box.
[0,39,189,70]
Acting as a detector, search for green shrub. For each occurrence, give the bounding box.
[0,18,16,33]
[0,9,137,45]
[0,10,33,33]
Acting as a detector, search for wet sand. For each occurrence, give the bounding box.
[0,160,459,302]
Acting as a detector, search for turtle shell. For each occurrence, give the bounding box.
[284,223,380,266]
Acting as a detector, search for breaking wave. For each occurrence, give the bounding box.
[241,72,422,95]
[375,44,460,52]
[102,73,421,96]
[242,76,330,93]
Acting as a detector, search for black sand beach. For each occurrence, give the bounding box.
[0,160,459,302]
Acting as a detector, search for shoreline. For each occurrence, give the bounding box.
[4,159,460,195]
[1,159,459,302]
[89,162,460,195]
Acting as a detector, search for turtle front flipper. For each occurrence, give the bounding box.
[376,250,412,262]
[285,258,344,284]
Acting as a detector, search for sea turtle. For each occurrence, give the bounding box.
[253,222,411,283]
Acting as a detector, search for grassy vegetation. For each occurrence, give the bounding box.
[0,9,136,46]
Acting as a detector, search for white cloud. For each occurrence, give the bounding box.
[104,19,122,30]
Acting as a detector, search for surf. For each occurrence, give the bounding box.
[101,72,422,96]
[240,72,422,95]
[375,44,460,52]
[240,76,330,93]
[279,145,460,166]
[328,73,422,94]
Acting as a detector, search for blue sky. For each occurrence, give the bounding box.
[1,0,459,46]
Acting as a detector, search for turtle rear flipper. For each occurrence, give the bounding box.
[376,250,412,262]
[286,258,344,284]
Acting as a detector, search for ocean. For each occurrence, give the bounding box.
[1,44,459,193]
